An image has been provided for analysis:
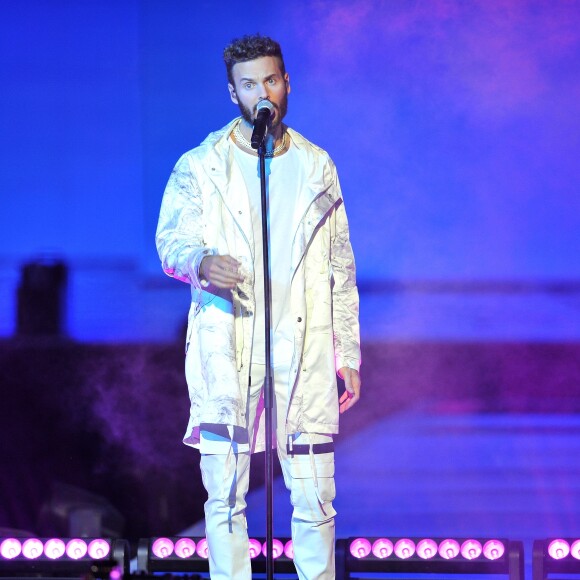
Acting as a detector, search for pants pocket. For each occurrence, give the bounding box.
[289,453,336,521]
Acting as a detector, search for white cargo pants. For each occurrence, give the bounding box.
[200,363,336,580]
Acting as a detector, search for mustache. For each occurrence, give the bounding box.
[254,101,278,114]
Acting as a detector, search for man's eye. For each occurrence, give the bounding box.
[244,83,253,89]
[268,78,276,85]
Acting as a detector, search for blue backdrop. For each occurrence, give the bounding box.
[1,0,579,340]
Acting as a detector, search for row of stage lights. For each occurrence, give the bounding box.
[1,536,580,579]
[146,536,506,562]
[148,536,294,560]
[0,538,112,561]
[144,536,580,562]
[349,537,505,560]
[0,537,128,578]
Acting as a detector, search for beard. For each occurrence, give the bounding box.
[237,94,288,129]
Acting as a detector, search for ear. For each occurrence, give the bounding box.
[284,73,291,96]
[228,83,239,105]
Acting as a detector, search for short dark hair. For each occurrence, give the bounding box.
[223,34,285,86]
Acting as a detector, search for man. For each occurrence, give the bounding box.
[156,34,361,580]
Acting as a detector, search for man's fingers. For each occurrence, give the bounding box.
[338,367,361,413]
[200,255,244,288]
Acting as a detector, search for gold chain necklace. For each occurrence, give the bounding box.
[233,121,287,157]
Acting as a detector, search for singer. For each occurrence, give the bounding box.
[156,34,361,580]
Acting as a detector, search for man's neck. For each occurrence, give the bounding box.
[238,119,284,150]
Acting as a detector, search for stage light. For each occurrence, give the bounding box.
[0,537,128,578]
[262,538,284,558]
[339,537,523,580]
[533,538,580,580]
[484,539,506,560]
[138,536,296,575]
[350,538,371,559]
[174,537,196,558]
[248,538,262,559]
[394,538,416,559]
[373,538,394,559]
[439,538,460,559]
[44,538,65,559]
[416,538,437,559]
[0,539,21,560]
[196,537,209,558]
[65,539,88,559]
[461,539,483,560]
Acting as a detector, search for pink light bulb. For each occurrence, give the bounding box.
[262,539,284,558]
[0,538,22,559]
[196,538,209,559]
[284,540,294,559]
[548,540,570,560]
[88,539,111,560]
[22,539,43,559]
[570,540,580,560]
[151,538,174,559]
[372,538,393,559]
[417,539,438,559]
[460,539,482,560]
[394,539,416,559]
[44,539,65,559]
[248,538,262,559]
[66,539,87,560]
[175,538,196,558]
[439,539,460,559]
[483,540,505,560]
[350,538,371,559]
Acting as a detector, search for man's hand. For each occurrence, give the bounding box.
[199,255,245,289]
[338,367,361,413]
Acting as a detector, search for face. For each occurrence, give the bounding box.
[228,56,290,129]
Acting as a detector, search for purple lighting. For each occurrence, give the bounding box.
[394,538,416,559]
[461,539,483,560]
[372,538,394,559]
[22,539,43,559]
[0,538,21,559]
[571,540,580,560]
[196,538,209,559]
[174,538,196,558]
[416,539,438,559]
[439,539,460,559]
[151,538,174,559]
[483,540,505,560]
[262,539,284,558]
[44,538,65,559]
[548,539,570,560]
[65,539,88,560]
[284,540,294,559]
[350,538,372,559]
[87,539,111,560]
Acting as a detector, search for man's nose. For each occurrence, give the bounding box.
[257,83,270,99]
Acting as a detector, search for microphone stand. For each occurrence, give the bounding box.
[256,139,274,580]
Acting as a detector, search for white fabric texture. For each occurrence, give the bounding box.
[232,144,302,367]
[156,118,360,451]
[200,362,336,580]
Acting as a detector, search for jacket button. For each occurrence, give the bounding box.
[297,317,302,322]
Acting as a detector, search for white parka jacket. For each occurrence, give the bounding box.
[156,119,360,451]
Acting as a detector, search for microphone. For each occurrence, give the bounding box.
[251,100,275,149]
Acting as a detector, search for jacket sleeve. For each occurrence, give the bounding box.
[329,166,361,372]
[155,153,215,288]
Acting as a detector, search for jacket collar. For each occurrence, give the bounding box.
[202,118,338,200]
